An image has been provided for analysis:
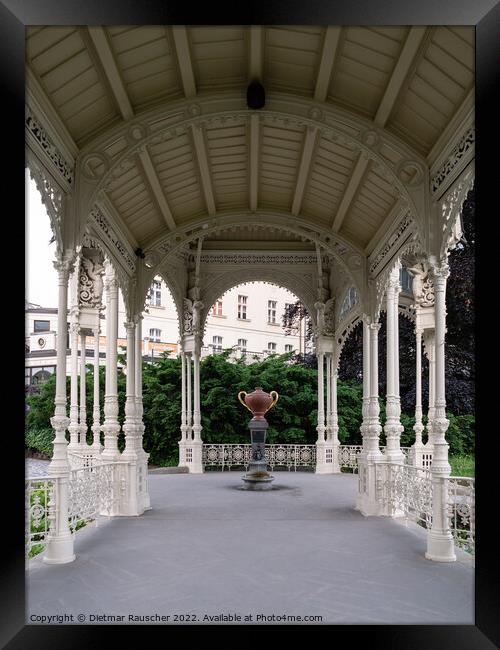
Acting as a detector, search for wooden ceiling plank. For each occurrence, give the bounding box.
[249,114,260,211]
[138,148,177,231]
[292,126,318,216]
[171,26,197,98]
[191,124,216,216]
[374,26,427,127]
[331,153,369,232]
[314,26,342,102]
[249,25,263,81]
[364,199,406,255]
[97,192,140,249]
[87,26,134,120]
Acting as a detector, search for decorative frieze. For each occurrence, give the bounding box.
[79,255,105,308]
[25,107,73,186]
[90,207,136,273]
[369,213,413,278]
[431,127,474,195]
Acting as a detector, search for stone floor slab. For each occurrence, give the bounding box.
[27,472,474,625]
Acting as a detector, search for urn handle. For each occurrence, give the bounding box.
[238,391,253,413]
[268,390,279,411]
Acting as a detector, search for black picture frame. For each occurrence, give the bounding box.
[3,1,498,646]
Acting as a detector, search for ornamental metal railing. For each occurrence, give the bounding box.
[26,456,124,559]
[202,444,317,471]
[377,463,434,529]
[68,461,120,532]
[202,444,413,472]
[448,476,475,556]
[25,476,55,560]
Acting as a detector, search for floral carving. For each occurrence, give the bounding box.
[431,127,474,195]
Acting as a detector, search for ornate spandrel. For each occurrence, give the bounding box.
[407,260,435,308]
[78,249,105,308]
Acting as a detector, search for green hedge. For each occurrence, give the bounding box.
[25,352,475,465]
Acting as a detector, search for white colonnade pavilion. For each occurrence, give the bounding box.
[25,25,474,566]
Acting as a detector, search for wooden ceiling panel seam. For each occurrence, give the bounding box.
[331,153,370,232]
[170,27,197,99]
[84,27,133,121]
[137,148,177,230]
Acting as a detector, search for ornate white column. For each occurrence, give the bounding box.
[424,329,436,449]
[178,350,188,466]
[331,363,341,473]
[79,332,88,449]
[189,341,204,473]
[315,350,327,473]
[101,271,120,461]
[121,319,141,516]
[426,262,455,562]
[135,314,151,509]
[383,267,404,464]
[325,353,332,441]
[67,321,80,451]
[186,352,192,441]
[411,327,425,466]
[44,256,75,564]
[359,316,371,444]
[91,318,102,455]
[357,320,384,515]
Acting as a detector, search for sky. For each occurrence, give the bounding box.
[26,169,59,307]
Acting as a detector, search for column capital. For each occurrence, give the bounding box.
[53,255,75,280]
[429,261,450,282]
[124,320,136,332]
[369,322,381,332]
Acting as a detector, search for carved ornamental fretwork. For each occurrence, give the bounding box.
[197,253,328,266]
[25,107,73,187]
[431,127,474,195]
[182,298,204,336]
[90,207,136,273]
[369,213,413,278]
[406,260,435,308]
[27,154,64,251]
[440,166,474,259]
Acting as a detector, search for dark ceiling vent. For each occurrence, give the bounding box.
[247,81,265,109]
[135,248,145,259]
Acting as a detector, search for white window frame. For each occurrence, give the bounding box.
[237,295,248,320]
[268,300,277,324]
[149,328,161,342]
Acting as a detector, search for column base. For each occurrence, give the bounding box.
[356,493,384,517]
[43,534,75,564]
[425,531,456,562]
[186,441,204,474]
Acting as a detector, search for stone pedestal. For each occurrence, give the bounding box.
[241,419,275,490]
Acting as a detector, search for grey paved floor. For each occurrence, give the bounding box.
[27,472,474,625]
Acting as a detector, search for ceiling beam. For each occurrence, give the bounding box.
[171,26,197,98]
[249,25,263,81]
[249,114,260,211]
[191,124,216,216]
[87,27,134,120]
[137,148,177,231]
[292,126,318,216]
[364,199,406,256]
[331,153,369,232]
[374,26,427,127]
[314,26,342,102]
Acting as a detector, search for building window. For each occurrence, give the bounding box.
[147,280,162,307]
[26,366,56,386]
[34,320,50,332]
[237,295,248,319]
[340,287,358,318]
[285,344,293,353]
[238,338,247,352]
[213,335,223,352]
[268,342,277,353]
[212,300,223,316]
[268,300,277,324]
[400,267,412,294]
[149,328,161,342]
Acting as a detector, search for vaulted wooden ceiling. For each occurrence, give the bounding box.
[26,26,474,254]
